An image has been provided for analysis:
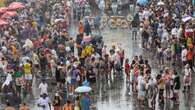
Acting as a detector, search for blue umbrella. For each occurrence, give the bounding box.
[137,0,148,6]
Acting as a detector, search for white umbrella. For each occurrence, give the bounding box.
[157,1,165,6]
[182,16,192,22]
[23,39,33,48]
[75,86,92,93]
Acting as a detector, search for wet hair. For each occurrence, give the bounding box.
[67,100,71,104]
[6,102,10,106]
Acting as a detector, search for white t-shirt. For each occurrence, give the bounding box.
[137,76,143,90]
[37,97,50,110]
[181,49,187,61]
[39,83,48,95]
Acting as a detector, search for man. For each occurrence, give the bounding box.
[19,103,30,110]
[4,102,15,110]
[80,93,90,110]
[37,94,51,110]
[39,80,48,95]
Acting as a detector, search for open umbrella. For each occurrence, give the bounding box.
[75,86,92,93]
[8,2,25,10]
[182,15,192,22]
[0,19,8,25]
[1,11,17,18]
[0,7,8,13]
[137,0,148,6]
[157,1,165,6]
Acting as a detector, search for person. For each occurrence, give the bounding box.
[131,13,140,40]
[4,102,15,110]
[23,60,32,92]
[74,96,80,110]
[183,64,192,93]
[84,19,91,36]
[53,93,62,110]
[125,59,130,82]
[39,79,48,95]
[78,21,84,35]
[173,70,180,104]
[80,93,90,110]
[37,94,51,110]
[19,102,30,110]
[63,100,73,110]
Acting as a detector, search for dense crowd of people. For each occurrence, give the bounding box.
[123,0,195,109]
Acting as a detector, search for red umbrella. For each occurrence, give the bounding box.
[1,11,17,18]
[0,19,8,25]
[0,7,8,13]
[8,2,25,10]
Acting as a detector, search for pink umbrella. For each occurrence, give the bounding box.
[0,7,8,13]
[8,2,25,10]
[1,11,18,18]
[83,35,92,42]
[0,19,8,25]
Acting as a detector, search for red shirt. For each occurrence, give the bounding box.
[125,63,130,74]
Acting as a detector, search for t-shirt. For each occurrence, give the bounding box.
[37,97,50,110]
[23,63,31,74]
[39,83,48,95]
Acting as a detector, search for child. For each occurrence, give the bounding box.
[125,59,130,82]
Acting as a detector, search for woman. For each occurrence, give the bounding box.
[125,59,130,82]
[63,100,73,110]
[53,93,62,110]
[78,21,84,35]
[173,70,180,104]
[74,96,80,110]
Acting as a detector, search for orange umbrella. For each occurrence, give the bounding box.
[8,2,25,10]
[1,11,17,18]
[0,19,8,25]
[0,7,8,13]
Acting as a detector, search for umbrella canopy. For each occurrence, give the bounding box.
[182,16,192,22]
[137,0,148,6]
[23,39,34,48]
[0,7,8,13]
[0,19,8,25]
[83,35,92,42]
[1,11,17,18]
[157,1,165,6]
[8,2,25,10]
[75,86,92,93]
[75,0,86,3]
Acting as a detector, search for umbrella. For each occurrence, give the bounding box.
[157,1,165,6]
[0,19,8,25]
[75,86,92,93]
[23,39,34,48]
[8,2,25,10]
[182,16,192,22]
[75,0,86,3]
[0,7,8,13]
[137,0,148,6]
[83,35,92,42]
[1,11,17,18]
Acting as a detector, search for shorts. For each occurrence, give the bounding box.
[25,74,32,80]
[71,79,76,85]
